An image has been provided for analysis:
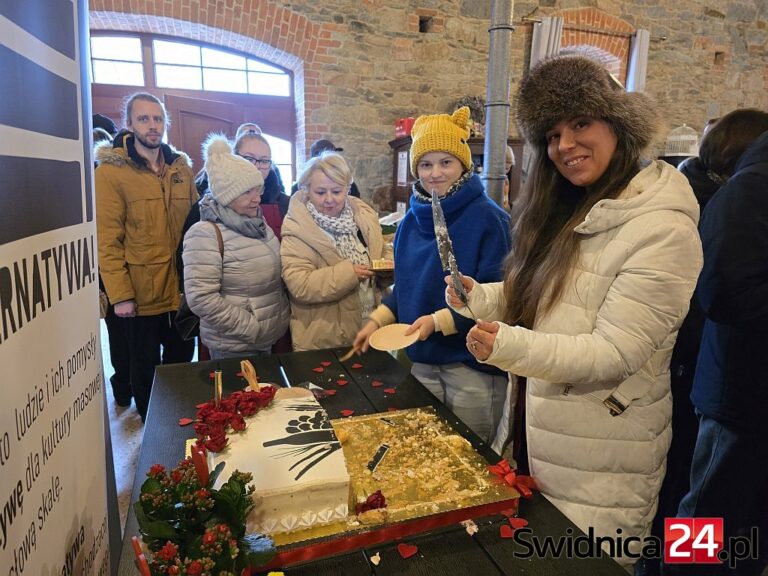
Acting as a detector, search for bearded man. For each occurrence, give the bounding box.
[96,92,197,422]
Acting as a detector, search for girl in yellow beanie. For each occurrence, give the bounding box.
[354,107,513,446]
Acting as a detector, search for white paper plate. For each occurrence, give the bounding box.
[368,323,419,351]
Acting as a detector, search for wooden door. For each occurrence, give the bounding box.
[164,94,244,171]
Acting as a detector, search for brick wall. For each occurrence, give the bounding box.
[89,0,768,207]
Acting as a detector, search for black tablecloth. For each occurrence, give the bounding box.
[117,348,626,575]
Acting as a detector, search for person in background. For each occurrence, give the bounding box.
[674,117,719,198]
[665,109,768,576]
[191,123,287,235]
[446,56,702,570]
[96,93,197,422]
[291,138,361,197]
[233,128,289,239]
[93,119,132,408]
[182,135,289,360]
[93,113,118,138]
[281,152,389,351]
[644,117,724,576]
[354,106,512,446]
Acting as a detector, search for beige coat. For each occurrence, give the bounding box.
[281,193,390,351]
[96,136,197,315]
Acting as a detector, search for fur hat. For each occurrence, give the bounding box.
[410,106,473,175]
[516,56,659,158]
[203,134,263,206]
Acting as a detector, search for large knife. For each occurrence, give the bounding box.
[431,190,475,319]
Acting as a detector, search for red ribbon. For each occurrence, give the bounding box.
[190,444,209,486]
[487,459,536,499]
[130,536,151,576]
[260,496,518,570]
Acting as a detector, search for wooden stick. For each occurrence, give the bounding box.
[338,346,359,362]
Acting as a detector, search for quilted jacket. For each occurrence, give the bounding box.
[183,221,289,354]
[454,161,703,562]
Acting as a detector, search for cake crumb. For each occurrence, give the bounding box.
[460,519,479,535]
[370,552,381,566]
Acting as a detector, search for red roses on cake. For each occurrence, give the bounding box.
[193,387,277,452]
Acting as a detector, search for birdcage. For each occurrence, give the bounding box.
[665,124,699,157]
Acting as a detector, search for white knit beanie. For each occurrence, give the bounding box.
[203,134,263,206]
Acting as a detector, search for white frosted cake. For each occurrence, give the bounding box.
[210,388,350,535]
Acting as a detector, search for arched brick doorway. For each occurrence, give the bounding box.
[89,3,340,160]
[557,8,635,85]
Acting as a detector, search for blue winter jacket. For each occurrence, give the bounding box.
[383,174,511,372]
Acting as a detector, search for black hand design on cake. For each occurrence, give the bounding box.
[263,401,342,480]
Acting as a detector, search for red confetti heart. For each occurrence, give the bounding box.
[499,508,516,518]
[371,380,384,388]
[320,361,332,367]
[499,525,516,539]
[178,417,194,426]
[336,379,348,386]
[325,389,337,396]
[340,409,355,417]
[351,363,363,369]
[208,371,215,379]
[312,367,324,373]
[509,518,528,530]
[236,371,244,377]
[397,543,418,559]
[383,388,396,394]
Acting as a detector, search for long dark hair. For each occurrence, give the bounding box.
[502,126,640,328]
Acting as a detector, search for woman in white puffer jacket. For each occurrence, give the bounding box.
[448,56,703,568]
[183,134,289,359]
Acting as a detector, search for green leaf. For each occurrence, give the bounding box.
[242,533,277,568]
[134,502,178,540]
[140,477,163,495]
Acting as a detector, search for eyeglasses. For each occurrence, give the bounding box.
[240,155,272,168]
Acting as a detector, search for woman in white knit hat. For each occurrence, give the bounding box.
[182,134,289,359]
[447,55,703,568]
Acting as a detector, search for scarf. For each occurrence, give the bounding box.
[199,193,267,239]
[412,166,474,204]
[305,201,369,268]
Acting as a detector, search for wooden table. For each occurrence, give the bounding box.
[117,348,626,575]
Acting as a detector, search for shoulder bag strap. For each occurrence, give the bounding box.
[210,222,224,258]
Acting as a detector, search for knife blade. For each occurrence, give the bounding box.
[431,190,475,319]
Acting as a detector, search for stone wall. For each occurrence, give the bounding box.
[90,0,767,208]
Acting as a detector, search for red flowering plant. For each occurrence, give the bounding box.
[133,449,275,575]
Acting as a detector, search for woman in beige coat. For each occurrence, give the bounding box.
[281,152,390,351]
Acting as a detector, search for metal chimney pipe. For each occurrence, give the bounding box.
[482,0,515,206]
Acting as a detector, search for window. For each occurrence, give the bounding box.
[90,34,295,182]
[90,36,291,97]
[90,36,144,86]
[152,40,290,96]
[262,134,293,187]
